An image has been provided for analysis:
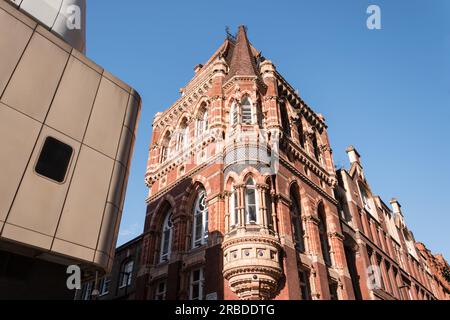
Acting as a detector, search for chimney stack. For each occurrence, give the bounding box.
[390,198,403,215]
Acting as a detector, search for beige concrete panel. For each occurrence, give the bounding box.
[6,126,80,236]
[52,238,95,263]
[1,32,69,122]
[95,202,119,258]
[55,145,113,249]
[1,223,53,250]
[84,77,128,158]
[0,104,41,222]
[106,162,126,210]
[123,91,141,134]
[103,69,131,93]
[35,24,72,54]
[0,7,33,95]
[47,56,101,140]
[116,126,134,168]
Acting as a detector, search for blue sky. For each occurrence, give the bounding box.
[86,1,450,258]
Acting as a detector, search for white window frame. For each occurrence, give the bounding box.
[189,267,205,300]
[197,110,208,136]
[229,183,239,228]
[99,277,111,296]
[244,178,258,224]
[82,282,93,300]
[160,145,168,163]
[192,191,208,248]
[160,211,173,263]
[119,260,134,288]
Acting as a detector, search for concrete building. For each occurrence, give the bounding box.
[0,0,141,299]
[130,26,448,300]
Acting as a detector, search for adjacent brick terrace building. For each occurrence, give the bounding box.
[128,26,449,300]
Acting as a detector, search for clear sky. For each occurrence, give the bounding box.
[86,1,450,258]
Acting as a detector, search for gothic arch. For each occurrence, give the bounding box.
[179,175,212,215]
[225,171,240,191]
[192,97,210,118]
[150,194,176,230]
[174,114,190,130]
[158,127,173,146]
[240,167,265,185]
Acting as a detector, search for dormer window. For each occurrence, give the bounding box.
[229,183,239,228]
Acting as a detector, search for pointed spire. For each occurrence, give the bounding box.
[226,25,259,79]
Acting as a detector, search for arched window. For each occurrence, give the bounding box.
[318,203,332,266]
[290,185,305,252]
[229,183,239,228]
[160,211,173,263]
[245,177,258,224]
[280,102,291,136]
[197,106,208,136]
[192,190,208,248]
[160,132,171,163]
[241,96,253,124]
[176,120,188,152]
[230,102,238,126]
[119,260,134,288]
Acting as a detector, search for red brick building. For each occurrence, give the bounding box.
[135,26,450,300]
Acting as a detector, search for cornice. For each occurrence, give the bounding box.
[275,72,326,130]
